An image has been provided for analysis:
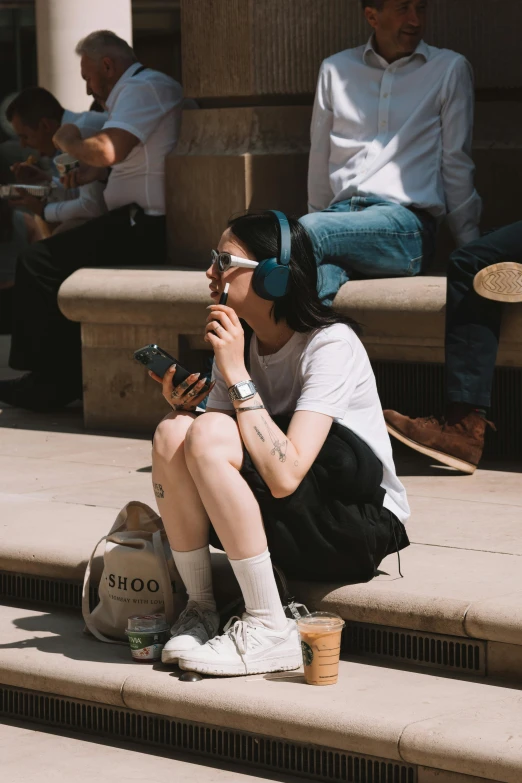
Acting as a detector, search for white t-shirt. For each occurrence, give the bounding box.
[207,323,410,523]
[103,63,183,215]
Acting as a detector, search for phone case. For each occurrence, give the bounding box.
[134,345,191,384]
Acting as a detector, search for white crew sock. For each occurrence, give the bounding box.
[171,546,216,613]
[229,548,287,631]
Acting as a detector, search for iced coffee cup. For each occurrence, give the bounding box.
[297,612,345,686]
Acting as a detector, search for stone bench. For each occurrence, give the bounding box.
[58,268,522,440]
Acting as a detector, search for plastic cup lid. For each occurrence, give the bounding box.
[296,611,345,631]
[127,613,169,632]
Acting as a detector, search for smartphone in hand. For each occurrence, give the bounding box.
[134,345,192,385]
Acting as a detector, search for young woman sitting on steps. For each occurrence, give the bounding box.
[150,210,410,677]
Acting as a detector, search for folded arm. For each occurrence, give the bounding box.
[53,123,140,167]
[44,181,107,223]
[237,406,333,498]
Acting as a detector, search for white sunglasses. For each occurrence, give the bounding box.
[211,249,259,273]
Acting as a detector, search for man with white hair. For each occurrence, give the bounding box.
[0,31,183,411]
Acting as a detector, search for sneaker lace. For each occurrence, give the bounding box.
[171,603,214,638]
[207,616,250,656]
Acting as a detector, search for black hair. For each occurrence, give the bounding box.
[360,0,385,8]
[228,211,360,336]
[7,87,64,128]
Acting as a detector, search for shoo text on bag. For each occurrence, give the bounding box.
[108,575,161,592]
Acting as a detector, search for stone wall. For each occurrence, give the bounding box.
[166,106,310,264]
[181,0,522,99]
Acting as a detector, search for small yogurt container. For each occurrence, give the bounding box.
[54,153,80,176]
[126,614,170,662]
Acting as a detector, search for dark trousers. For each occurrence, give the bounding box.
[9,205,166,378]
[446,221,522,408]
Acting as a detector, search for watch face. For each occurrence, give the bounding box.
[237,382,252,399]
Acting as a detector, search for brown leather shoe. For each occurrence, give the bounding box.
[383,409,493,474]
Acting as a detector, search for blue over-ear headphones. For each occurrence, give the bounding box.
[252,210,291,301]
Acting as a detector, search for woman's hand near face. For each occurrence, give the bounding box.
[148,364,214,411]
[204,305,247,384]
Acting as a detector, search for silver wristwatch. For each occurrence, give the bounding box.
[228,380,257,403]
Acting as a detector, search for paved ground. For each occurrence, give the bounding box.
[0,720,304,783]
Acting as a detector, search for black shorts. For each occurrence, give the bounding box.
[209,416,409,584]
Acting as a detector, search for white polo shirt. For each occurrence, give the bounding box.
[308,38,482,247]
[103,63,183,215]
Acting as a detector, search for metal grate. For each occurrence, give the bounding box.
[0,571,98,611]
[344,622,486,676]
[372,360,522,460]
[0,684,417,783]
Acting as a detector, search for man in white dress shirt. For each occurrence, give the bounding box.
[300,0,481,304]
[0,31,183,411]
[7,87,107,232]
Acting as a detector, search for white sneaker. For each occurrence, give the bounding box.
[177,615,302,676]
[161,601,220,664]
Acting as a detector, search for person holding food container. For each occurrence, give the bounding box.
[0,30,182,411]
[6,86,107,233]
[147,210,410,677]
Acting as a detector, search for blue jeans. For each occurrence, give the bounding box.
[299,197,437,304]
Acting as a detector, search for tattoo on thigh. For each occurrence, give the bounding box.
[254,426,265,442]
[262,417,287,463]
[153,482,164,498]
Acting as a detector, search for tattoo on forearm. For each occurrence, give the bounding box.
[254,426,265,442]
[153,482,164,498]
[262,417,287,463]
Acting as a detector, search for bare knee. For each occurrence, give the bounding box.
[152,411,196,464]
[185,412,242,470]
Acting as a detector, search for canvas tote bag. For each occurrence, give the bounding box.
[82,501,184,642]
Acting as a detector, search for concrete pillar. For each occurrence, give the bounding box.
[167,106,311,265]
[35,0,133,112]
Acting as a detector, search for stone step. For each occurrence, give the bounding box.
[0,602,512,783]
[0,719,302,783]
[57,269,522,440]
[0,413,521,686]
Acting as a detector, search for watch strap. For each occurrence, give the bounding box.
[227,380,257,402]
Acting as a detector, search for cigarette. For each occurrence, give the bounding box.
[219,282,230,306]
